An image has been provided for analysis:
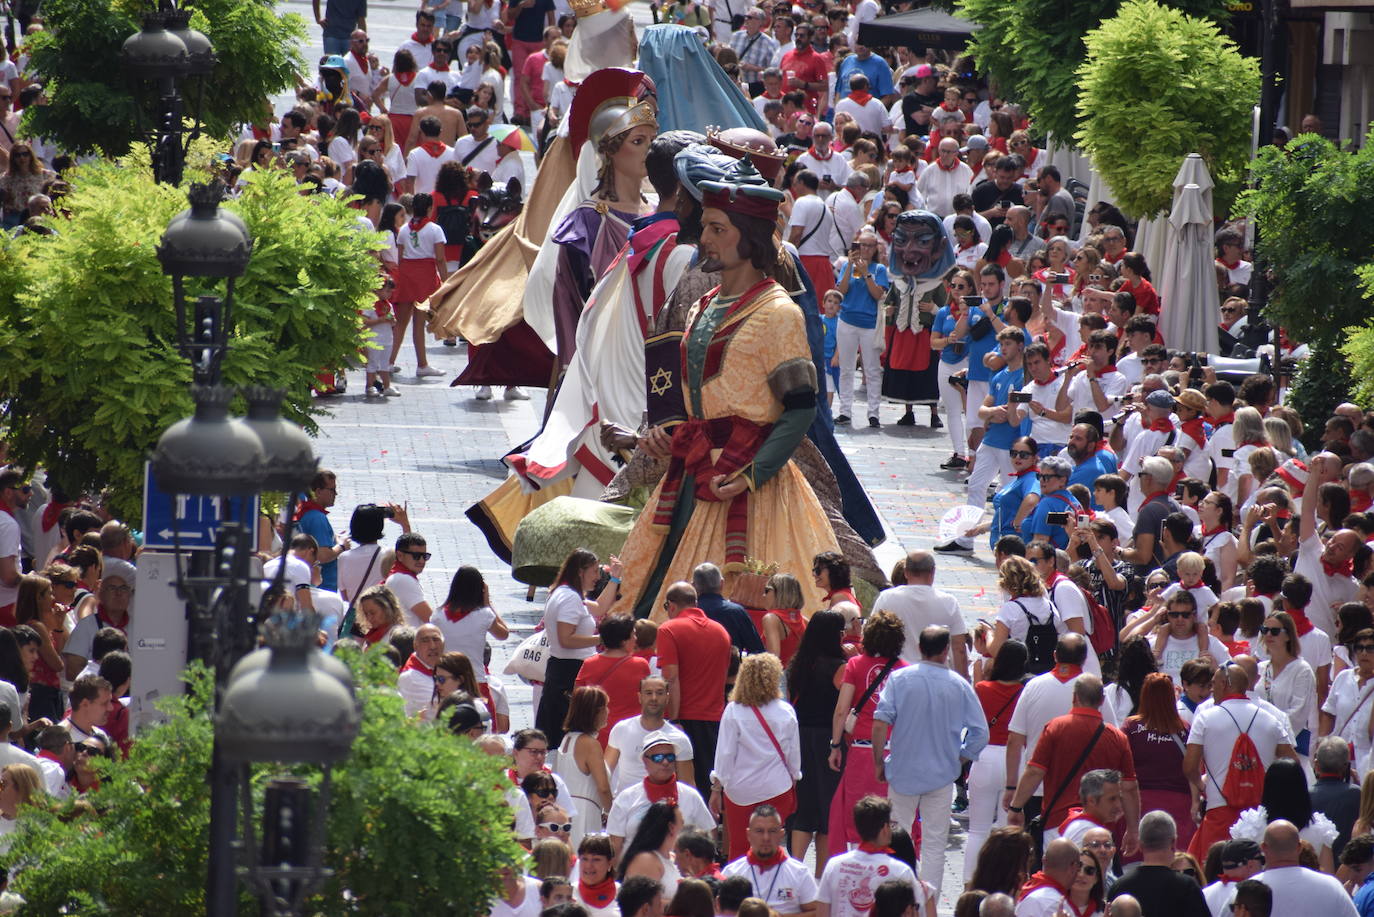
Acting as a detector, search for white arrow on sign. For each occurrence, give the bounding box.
[158,529,206,540]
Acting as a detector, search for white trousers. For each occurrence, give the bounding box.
[836,318,882,420]
[964,379,989,451]
[963,743,1008,882]
[954,443,1013,548]
[937,358,968,456]
[889,782,954,903]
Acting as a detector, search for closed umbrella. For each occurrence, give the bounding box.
[1159,182,1219,355]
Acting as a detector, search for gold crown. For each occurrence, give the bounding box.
[569,0,608,18]
[589,96,659,145]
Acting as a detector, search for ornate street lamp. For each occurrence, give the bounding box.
[121,2,215,185]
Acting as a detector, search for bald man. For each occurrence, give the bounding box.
[1256,819,1356,915]
[1016,839,1083,916]
[398,623,444,717]
[914,136,972,217]
[1298,453,1362,635]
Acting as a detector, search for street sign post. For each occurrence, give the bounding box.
[142,462,260,551]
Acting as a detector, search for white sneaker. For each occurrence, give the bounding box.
[504,386,530,401]
[475,385,494,401]
[416,366,444,378]
[382,386,402,397]
[389,363,401,374]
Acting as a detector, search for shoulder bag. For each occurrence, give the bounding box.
[1026,721,1105,833]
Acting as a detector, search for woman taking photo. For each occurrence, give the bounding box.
[932,269,975,470]
[1122,672,1194,851]
[1033,236,1076,303]
[1258,611,1317,762]
[753,573,807,665]
[555,685,613,847]
[712,653,801,859]
[618,800,683,899]
[1321,627,1374,776]
[965,639,1028,881]
[785,609,846,873]
[535,549,622,748]
[434,565,510,684]
[827,611,906,847]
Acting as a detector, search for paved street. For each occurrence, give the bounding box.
[286,0,1000,904]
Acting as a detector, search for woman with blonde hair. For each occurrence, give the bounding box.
[0,762,46,850]
[1229,406,1270,507]
[712,652,801,859]
[988,556,1063,673]
[751,573,806,665]
[0,141,54,229]
[357,584,404,646]
[363,114,406,195]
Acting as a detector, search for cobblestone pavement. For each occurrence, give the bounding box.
[287,1,997,905]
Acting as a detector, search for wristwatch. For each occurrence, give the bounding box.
[1008,804,1024,814]
[829,740,843,749]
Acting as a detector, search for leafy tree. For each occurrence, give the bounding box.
[21,0,305,157]
[1073,0,1258,219]
[1,654,524,916]
[956,0,1227,147]
[0,157,382,522]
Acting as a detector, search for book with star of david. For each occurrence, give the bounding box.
[644,330,687,429]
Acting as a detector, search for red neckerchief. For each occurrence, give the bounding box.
[1057,805,1109,835]
[388,560,417,578]
[362,626,389,645]
[1211,412,1235,426]
[1052,663,1084,684]
[1323,555,1355,578]
[1223,638,1251,657]
[1092,365,1117,379]
[894,166,913,174]
[579,876,618,908]
[1238,439,1266,449]
[418,140,448,158]
[747,847,788,868]
[760,90,782,100]
[1103,249,1125,264]
[858,842,893,854]
[410,31,433,44]
[1201,524,1229,538]
[807,147,834,161]
[1356,491,1374,513]
[37,749,64,766]
[351,50,369,72]
[1181,416,1207,448]
[562,77,580,88]
[508,764,551,786]
[95,604,128,632]
[400,654,434,676]
[1010,466,1038,478]
[1287,606,1316,636]
[958,239,977,252]
[847,90,873,106]
[643,775,678,805]
[1018,870,1071,902]
[429,63,451,72]
[373,299,393,320]
[1219,258,1241,270]
[936,156,961,172]
[444,603,475,623]
[1148,417,1174,434]
[408,217,428,234]
[1142,490,1170,505]
[939,101,959,113]
[294,500,328,521]
[40,500,73,532]
[395,71,416,86]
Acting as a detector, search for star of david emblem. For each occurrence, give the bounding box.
[649,367,673,396]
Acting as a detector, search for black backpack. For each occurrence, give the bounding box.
[1016,598,1059,674]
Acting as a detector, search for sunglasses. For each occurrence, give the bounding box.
[1088,273,1105,281]
[1009,449,1034,459]
[522,747,549,756]
[401,550,432,561]
[1036,473,1061,481]
[1167,610,1195,619]
[530,788,556,797]
[540,821,573,833]
[75,743,103,755]
[1084,839,1116,850]
[1220,307,1239,314]
[646,752,677,764]
[1258,625,1284,636]
[1179,868,1198,879]
[1354,643,1374,654]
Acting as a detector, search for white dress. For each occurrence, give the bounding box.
[653,851,681,901]
[1230,805,1339,857]
[556,731,606,848]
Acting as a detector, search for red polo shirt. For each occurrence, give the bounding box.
[1028,707,1136,827]
[575,651,653,746]
[779,46,830,115]
[656,606,731,720]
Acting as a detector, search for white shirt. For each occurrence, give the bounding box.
[834,96,889,136]
[36,756,68,799]
[506,784,536,840]
[712,699,802,804]
[914,161,973,217]
[1187,697,1289,811]
[1294,533,1357,638]
[398,664,436,717]
[871,584,965,665]
[454,133,501,176]
[607,718,694,794]
[489,875,544,917]
[1014,885,1073,917]
[434,606,497,682]
[405,142,456,194]
[846,0,880,43]
[416,66,461,95]
[1157,633,1232,684]
[384,570,430,628]
[263,554,312,595]
[996,595,1066,648]
[817,848,917,917]
[1255,865,1357,917]
[1321,668,1374,775]
[1257,657,1317,739]
[1065,369,1128,418]
[542,585,596,660]
[1202,878,1236,917]
[397,38,435,70]
[0,513,18,608]
[605,779,713,843]
[345,53,384,105]
[788,194,837,258]
[722,854,818,914]
[1045,577,1103,678]
[1206,421,1236,489]
[942,210,992,244]
[1020,374,1070,445]
[827,190,865,254]
[400,220,447,263]
[1119,425,1172,479]
[795,150,852,194]
[336,543,387,603]
[1010,668,1089,766]
[1115,352,1143,388]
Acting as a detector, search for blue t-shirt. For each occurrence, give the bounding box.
[983,365,1026,450]
[1067,447,1119,508]
[991,471,1039,548]
[296,508,338,592]
[822,314,838,363]
[965,303,1030,382]
[836,53,895,98]
[1024,488,1082,549]
[838,262,889,330]
[933,305,967,366]
[1355,870,1374,916]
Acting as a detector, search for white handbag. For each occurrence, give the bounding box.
[503,629,550,683]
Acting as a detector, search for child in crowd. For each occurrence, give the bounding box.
[822,289,842,407]
[364,277,400,398]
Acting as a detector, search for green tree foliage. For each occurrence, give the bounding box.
[1240,132,1374,346]
[1074,0,1258,219]
[1,655,523,915]
[22,0,305,157]
[956,0,1227,147]
[0,158,382,522]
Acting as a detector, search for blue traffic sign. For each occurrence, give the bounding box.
[142,462,261,552]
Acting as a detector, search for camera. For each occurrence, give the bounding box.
[1052,272,1070,283]
[1221,448,1236,458]
[962,295,981,309]
[1046,511,1071,525]
[999,200,1013,210]
[1008,391,1032,404]
[948,375,969,389]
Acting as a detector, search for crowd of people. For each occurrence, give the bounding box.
[0,0,1367,915]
